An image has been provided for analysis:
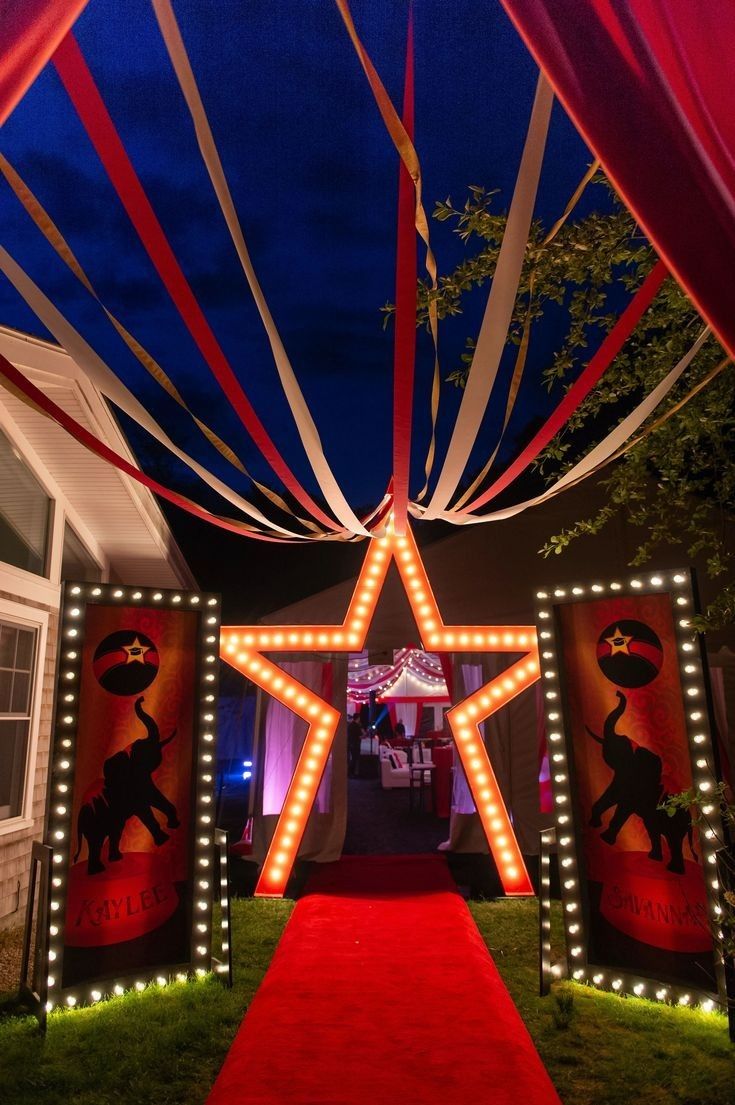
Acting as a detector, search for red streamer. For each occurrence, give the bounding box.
[52,33,337,531]
[499,0,735,361]
[0,354,289,544]
[459,260,667,514]
[391,9,417,535]
[0,0,88,126]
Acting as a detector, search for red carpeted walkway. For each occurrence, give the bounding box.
[207,855,561,1105]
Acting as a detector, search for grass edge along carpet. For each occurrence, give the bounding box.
[206,855,561,1105]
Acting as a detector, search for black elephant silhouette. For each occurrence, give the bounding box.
[586,691,695,875]
[74,696,179,876]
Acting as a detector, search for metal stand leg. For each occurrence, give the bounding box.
[726,959,735,1045]
[18,842,53,1031]
[716,847,735,1042]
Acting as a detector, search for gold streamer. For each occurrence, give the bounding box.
[490,349,730,511]
[423,329,715,526]
[583,355,731,479]
[416,347,441,499]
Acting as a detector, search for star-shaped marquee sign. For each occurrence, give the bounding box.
[220,517,540,897]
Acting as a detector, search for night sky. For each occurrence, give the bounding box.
[0,0,602,618]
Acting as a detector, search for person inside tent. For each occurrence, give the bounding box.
[347,712,364,778]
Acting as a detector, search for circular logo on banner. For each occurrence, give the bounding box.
[93,630,159,695]
[596,619,663,688]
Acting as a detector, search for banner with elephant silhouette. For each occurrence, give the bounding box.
[45,583,221,998]
[551,580,720,994]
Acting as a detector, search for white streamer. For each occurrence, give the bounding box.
[151,0,370,537]
[435,327,711,525]
[0,245,322,540]
[421,72,553,518]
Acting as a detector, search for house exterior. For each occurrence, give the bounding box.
[0,325,195,931]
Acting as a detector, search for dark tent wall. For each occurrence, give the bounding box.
[260,478,733,646]
[251,478,734,864]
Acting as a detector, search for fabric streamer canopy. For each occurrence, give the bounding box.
[499,0,735,361]
[150,0,370,538]
[0,0,730,542]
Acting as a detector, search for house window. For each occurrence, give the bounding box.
[0,429,51,576]
[61,523,101,583]
[0,621,37,821]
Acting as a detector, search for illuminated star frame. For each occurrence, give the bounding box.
[221,518,540,897]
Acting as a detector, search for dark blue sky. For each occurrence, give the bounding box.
[0,0,596,523]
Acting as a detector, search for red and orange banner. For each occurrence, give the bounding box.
[63,604,197,984]
[549,582,719,992]
[45,582,222,1003]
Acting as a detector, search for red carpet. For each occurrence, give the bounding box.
[207,855,561,1105]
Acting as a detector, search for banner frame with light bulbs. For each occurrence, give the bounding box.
[535,566,728,1012]
[39,580,228,1015]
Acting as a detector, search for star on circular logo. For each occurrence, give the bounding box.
[93,630,159,695]
[596,619,663,688]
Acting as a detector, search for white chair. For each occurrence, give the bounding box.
[380,747,411,788]
[411,741,435,769]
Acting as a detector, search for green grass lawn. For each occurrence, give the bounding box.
[471,900,735,1105]
[0,899,293,1105]
[0,897,732,1104]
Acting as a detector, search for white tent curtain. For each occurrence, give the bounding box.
[445,659,488,853]
[263,660,332,814]
[393,702,419,735]
[251,656,348,866]
[482,654,542,854]
[452,664,482,814]
[446,654,542,854]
